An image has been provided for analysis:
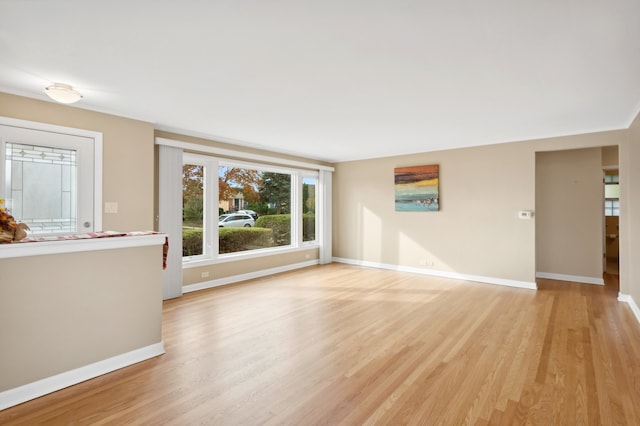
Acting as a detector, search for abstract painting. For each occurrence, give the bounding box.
[394,165,439,212]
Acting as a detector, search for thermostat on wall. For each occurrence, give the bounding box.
[518,210,534,219]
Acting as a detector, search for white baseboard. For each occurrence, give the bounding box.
[0,342,165,411]
[618,293,640,325]
[332,257,537,290]
[183,260,319,293]
[536,272,604,285]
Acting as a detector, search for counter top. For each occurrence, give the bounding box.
[0,232,167,259]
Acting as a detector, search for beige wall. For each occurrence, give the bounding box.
[602,146,619,167]
[0,93,163,400]
[333,130,627,284]
[0,244,163,392]
[334,142,536,282]
[183,248,319,285]
[536,148,603,279]
[624,112,640,303]
[0,92,156,231]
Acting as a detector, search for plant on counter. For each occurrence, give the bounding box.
[0,199,29,243]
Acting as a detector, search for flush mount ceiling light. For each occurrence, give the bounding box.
[44,83,83,104]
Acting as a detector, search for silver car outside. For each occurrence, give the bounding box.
[218,214,255,228]
[238,209,258,220]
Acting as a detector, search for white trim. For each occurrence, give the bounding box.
[94,134,103,232]
[182,153,217,262]
[0,234,166,259]
[156,137,335,172]
[333,257,537,290]
[183,260,319,293]
[219,157,319,177]
[618,293,640,325]
[182,244,320,268]
[179,147,330,266]
[291,173,302,246]
[301,173,319,245]
[618,293,630,302]
[0,342,164,411]
[536,272,604,285]
[0,116,103,232]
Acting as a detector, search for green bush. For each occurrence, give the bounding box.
[252,214,315,244]
[183,227,274,255]
[303,213,316,241]
[183,213,314,256]
[183,228,203,257]
[219,227,273,253]
[255,214,291,246]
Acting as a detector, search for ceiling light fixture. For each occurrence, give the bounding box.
[44,83,83,104]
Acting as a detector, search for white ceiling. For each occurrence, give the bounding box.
[1,1,639,163]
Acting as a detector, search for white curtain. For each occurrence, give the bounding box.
[319,169,333,264]
[158,145,183,299]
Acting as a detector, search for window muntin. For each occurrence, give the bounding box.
[604,200,620,217]
[302,176,317,243]
[604,173,620,217]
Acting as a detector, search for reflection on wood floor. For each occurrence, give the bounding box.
[1,263,639,425]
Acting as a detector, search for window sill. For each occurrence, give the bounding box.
[182,243,320,269]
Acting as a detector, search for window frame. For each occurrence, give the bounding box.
[604,173,620,217]
[182,153,216,262]
[182,152,321,267]
[0,117,102,234]
[301,173,319,245]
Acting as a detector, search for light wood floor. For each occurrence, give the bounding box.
[1,264,639,425]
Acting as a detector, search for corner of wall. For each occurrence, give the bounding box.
[624,109,640,304]
[629,108,640,129]
[618,293,640,326]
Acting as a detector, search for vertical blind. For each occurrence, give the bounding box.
[319,169,332,264]
[158,144,184,299]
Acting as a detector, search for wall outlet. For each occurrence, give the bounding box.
[201,271,210,278]
[104,202,118,214]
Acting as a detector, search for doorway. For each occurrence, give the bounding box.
[603,168,620,275]
[536,146,621,285]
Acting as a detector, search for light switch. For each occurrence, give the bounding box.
[105,202,118,214]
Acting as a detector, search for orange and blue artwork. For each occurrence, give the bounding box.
[394,165,439,212]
